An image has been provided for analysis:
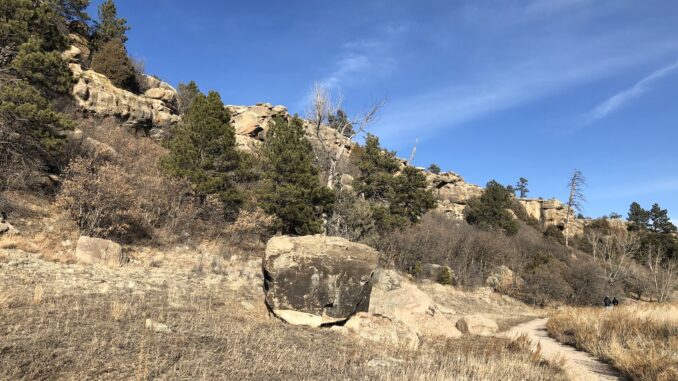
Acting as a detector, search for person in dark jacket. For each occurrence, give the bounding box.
[603,296,612,309]
[612,296,619,307]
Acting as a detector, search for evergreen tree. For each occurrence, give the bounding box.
[428,163,441,174]
[90,39,137,91]
[0,0,75,188]
[161,91,242,217]
[354,134,435,234]
[465,180,519,235]
[328,109,354,137]
[11,37,72,95]
[627,202,650,231]
[649,203,676,234]
[177,80,201,115]
[56,0,91,24]
[515,177,529,198]
[259,116,334,235]
[91,0,129,49]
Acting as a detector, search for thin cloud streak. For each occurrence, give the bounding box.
[372,41,676,140]
[588,59,678,120]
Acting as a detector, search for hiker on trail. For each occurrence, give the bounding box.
[612,296,619,307]
[603,296,612,310]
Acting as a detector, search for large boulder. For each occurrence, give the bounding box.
[263,235,379,327]
[75,236,126,267]
[369,269,462,339]
[455,315,499,336]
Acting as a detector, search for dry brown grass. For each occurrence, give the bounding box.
[0,287,566,380]
[547,303,678,381]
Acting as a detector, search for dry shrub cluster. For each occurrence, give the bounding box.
[547,303,678,381]
[376,212,612,305]
[223,208,277,252]
[56,119,200,243]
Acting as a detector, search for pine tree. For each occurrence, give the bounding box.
[90,39,138,91]
[259,116,334,235]
[649,203,677,234]
[91,0,130,49]
[11,37,72,95]
[515,177,529,198]
[428,163,441,174]
[161,91,242,217]
[627,202,650,231]
[465,180,519,235]
[354,134,435,234]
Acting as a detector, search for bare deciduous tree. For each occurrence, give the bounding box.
[307,83,384,189]
[646,245,677,303]
[599,231,640,287]
[564,169,586,247]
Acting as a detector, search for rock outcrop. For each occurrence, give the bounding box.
[263,235,379,327]
[70,63,180,130]
[75,236,126,267]
[426,171,483,219]
[517,198,584,237]
[369,269,462,339]
[455,315,499,336]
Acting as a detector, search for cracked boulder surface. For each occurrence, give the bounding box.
[263,235,379,327]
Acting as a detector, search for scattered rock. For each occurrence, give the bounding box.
[455,315,499,336]
[485,265,524,292]
[0,221,19,236]
[145,319,172,334]
[370,269,462,339]
[366,357,405,369]
[340,312,420,349]
[420,263,456,285]
[263,235,379,327]
[75,236,126,267]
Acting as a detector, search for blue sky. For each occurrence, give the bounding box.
[90,0,678,220]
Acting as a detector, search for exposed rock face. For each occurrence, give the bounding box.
[63,129,118,159]
[69,63,180,130]
[517,198,584,237]
[225,103,289,137]
[75,236,126,267]
[263,235,379,327]
[336,312,420,349]
[426,171,483,219]
[455,315,499,336]
[369,269,462,339]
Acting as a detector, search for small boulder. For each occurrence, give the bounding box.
[485,265,523,291]
[145,319,172,334]
[75,236,126,267]
[455,315,499,336]
[263,235,379,327]
[420,263,456,285]
[0,221,19,236]
[370,269,462,339]
[340,312,420,349]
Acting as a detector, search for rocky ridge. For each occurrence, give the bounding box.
[62,37,587,237]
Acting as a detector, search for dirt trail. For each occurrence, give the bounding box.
[498,318,624,381]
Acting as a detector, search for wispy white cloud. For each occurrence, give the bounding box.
[588,60,678,120]
[372,38,677,140]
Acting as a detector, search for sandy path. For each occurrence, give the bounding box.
[498,318,624,381]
